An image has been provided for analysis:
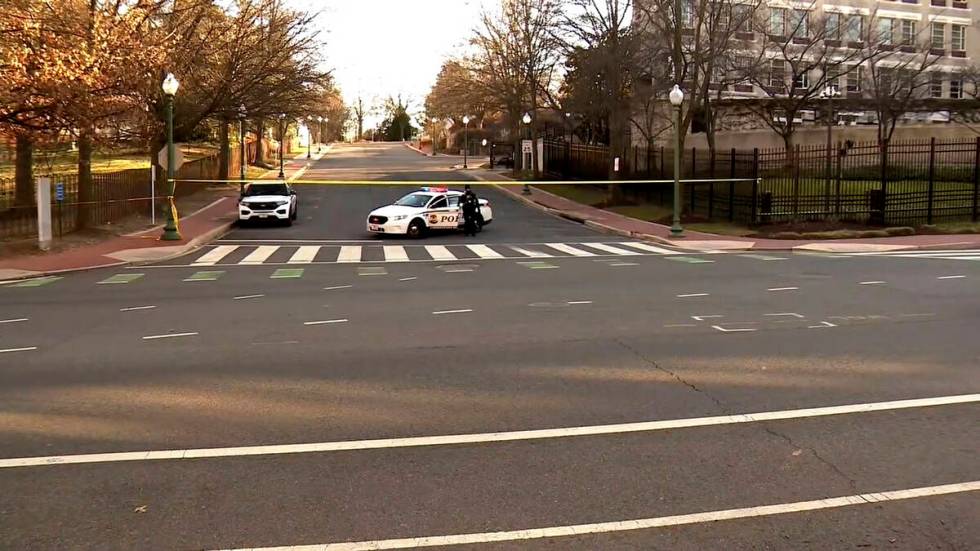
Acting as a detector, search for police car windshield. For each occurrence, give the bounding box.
[244,183,288,197]
[394,193,431,207]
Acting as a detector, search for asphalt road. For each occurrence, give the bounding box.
[1,143,977,550]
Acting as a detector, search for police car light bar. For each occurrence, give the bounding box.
[420,186,448,193]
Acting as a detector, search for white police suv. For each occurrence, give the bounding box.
[238,181,298,226]
[367,187,493,237]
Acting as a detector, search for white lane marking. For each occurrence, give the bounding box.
[233,295,265,301]
[0,347,37,354]
[937,275,966,280]
[466,244,504,259]
[765,313,804,319]
[2,394,977,469]
[324,285,353,291]
[508,245,552,258]
[567,301,593,305]
[399,277,417,282]
[142,332,198,341]
[287,246,320,264]
[239,245,280,265]
[383,245,410,262]
[579,243,642,256]
[664,324,698,328]
[691,315,722,321]
[617,242,681,255]
[545,243,596,257]
[808,321,837,329]
[192,245,239,266]
[0,318,29,324]
[119,306,156,312]
[609,262,639,267]
[304,319,349,326]
[677,293,709,298]
[216,481,980,551]
[432,309,473,315]
[424,245,457,261]
[712,325,758,333]
[859,281,886,285]
[768,287,799,292]
[337,246,362,263]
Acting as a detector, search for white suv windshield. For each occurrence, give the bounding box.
[394,193,431,207]
[244,183,288,196]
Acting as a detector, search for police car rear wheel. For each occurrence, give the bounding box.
[407,219,425,238]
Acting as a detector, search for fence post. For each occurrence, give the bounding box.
[792,144,801,221]
[660,146,665,179]
[835,141,843,217]
[708,148,715,219]
[973,137,979,222]
[751,148,760,224]
[729,148,736,222]
[691,146,696,178]
[927,137,936,225]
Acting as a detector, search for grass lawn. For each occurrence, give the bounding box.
[538,183,609,206]
[0,144,219,179]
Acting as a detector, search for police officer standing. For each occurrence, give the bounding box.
[461,185,480,237]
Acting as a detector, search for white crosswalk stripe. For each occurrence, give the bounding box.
[240,245,280,265]
[544,243,596,257]
[192,245,239,265]
[337,246,362,263]
[287,246,320,264]
[185,241,692,266]
[424,245,457,261]
[383,245,409,262]
[849,249,980,261]
[580,243,642,256]
[466,244,504,259]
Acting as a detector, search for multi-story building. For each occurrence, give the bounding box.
[632,0,978,139]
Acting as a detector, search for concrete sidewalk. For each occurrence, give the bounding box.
[471,170,980,253]
[0,149,329,281]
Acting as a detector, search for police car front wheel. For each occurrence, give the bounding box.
[407,219,426,238]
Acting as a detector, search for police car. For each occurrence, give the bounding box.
[367,187,493,237]
[238,181,298,226]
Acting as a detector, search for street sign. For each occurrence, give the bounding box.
[157,144,186,172]
[521,140,533,154]
[54,183,64,202]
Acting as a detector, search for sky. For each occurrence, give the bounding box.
[314,0,492,129]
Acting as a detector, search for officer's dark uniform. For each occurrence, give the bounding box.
[461,188,480,236]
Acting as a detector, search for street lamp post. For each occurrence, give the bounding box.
[238,104,247,193]
[306,117,312,160]
[819,84,841,210]
[317,116,324,153]
[462,115,471,169]
[277,113,286,179]
[161,73,181,241]
[522,112,532,195]
[669,84,685,238]
[431,117,439,156]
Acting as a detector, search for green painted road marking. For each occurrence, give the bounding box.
[184,271,224,282]
[517,261,558,270]
[98,273,145,285]
[11,276,63,288]
[271,268,304,279]
[739,254,787,261]
[667,257,715,264]
[357,266,387,276]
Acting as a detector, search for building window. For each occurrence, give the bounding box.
[770,8,786,36]
[931,22,945,48]
[794,69,809,89]
[878,18,896,44]
[843,14,863,43]
[900,20,916,45]
[789,9,808,38]
[769,59,785,87]
[846,66,864,94]
[681,0,694,28]
[950,79,962,98]
[951,25,965,51]
[931,75,944,97]
[734,4,754,34]
[826,13,841,39]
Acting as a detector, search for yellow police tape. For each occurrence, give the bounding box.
[174,178,759,186]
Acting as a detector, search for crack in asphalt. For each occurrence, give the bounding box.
[615,337,859,490]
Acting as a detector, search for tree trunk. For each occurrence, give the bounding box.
[77,128,94,228]
[254,119,266,166]
[218,118,230,180]
[14,135,34,207]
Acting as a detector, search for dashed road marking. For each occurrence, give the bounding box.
[184,271,224,282]
[271,268,304,279]
[0,318,28,324]
[399,277,418,281]
[937,275,966,280]
[233,294,265,300]
[0,347,37,354]
[324,285,353,291]
[691,315,723,321]
[859,281,886,285]
[567,301,593,305]
[6,394,975,467]
[304,319,348,326]
[677,293,709,298]
[217,481,980,551]
[808,321,837,329]
[142,332,198,341]
[433,309,473,315]
[767,287,799,292]
[119,306,156,312]
[97,273,144,285]
[712,325,758,333]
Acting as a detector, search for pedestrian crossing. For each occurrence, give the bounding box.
[849,249,980,262]
[180,241,684,267]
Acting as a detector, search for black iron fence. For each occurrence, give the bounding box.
[541,137,980,226]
